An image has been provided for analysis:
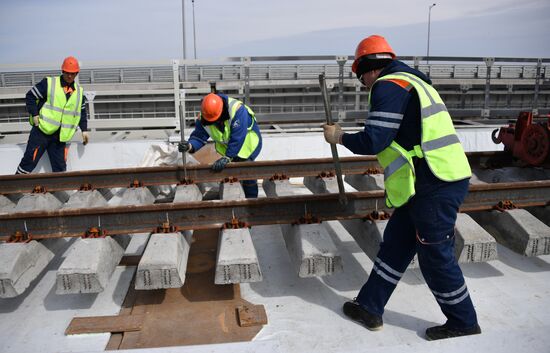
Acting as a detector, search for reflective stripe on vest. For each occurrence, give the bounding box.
[36,77,83,142]
[205,97,260,159]
[372,72,471,207]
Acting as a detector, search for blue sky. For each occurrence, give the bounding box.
[0,0,549,68]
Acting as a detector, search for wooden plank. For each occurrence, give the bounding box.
[237,304,268,327]
[65,314,144,335]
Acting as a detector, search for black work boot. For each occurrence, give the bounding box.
[425,323,481,341]
[343,300,383,331]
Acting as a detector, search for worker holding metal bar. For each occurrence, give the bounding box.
[15,56,89,174]
[322,35,480,340]
[178,93,262,198]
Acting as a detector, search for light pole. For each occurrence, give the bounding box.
[192,0,197,59]
[181,0,186,60]
[426,3,436,65]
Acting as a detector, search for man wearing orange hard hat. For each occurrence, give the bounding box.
[15,56,89,174]
[179,92,262,198]
[323,35,480,340]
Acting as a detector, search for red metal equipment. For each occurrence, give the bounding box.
[492,111,550,166]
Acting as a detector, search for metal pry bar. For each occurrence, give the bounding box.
[319,73,348,206]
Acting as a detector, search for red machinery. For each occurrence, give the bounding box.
[492,112,550,166]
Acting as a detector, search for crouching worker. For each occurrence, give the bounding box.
[179,93,262,198]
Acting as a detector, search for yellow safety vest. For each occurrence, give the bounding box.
[373,72,471,208]
[31,76,83,142]
[205,97,260,159]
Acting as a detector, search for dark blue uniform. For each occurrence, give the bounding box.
[189,94,262,198]
[343,61,478,330]
[16,76,87,174]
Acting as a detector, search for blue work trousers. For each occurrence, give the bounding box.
[16,127,67,174]
[356,173,478,330]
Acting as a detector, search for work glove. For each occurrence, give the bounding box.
[178,140,193,153]
[32,115,40,126]
[212,156,231,172]
[82,131,89,145]
[323,123,344,144]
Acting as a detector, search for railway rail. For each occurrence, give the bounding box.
[0,152,509,195]
[0,153,550,241]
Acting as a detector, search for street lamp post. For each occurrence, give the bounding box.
[427,3,436,65]
[192,0,197,59]
[181,0,186,60]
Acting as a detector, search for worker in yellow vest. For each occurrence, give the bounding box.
[16,56,89,174]
[179,93,262,198]
[323,35,480,340]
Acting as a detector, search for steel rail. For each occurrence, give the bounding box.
[0,156,380,195]
[0,180,548,241]
[0,152,508,195]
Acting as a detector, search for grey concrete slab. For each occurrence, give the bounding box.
[215,228,263,284]
[135,231,192,289]
[134,183,202,289]
[303,175,339,194]
[262,179,294,197]
[0,241,54,298]
[219,181,245,199]
[340,218,419,269]
[0,194,15,213]
[344,173,385,191]
[116,187,156,206]
[215,180,262,284]
[56,236,125,294]
[62,190,108,209]
[455,213,498,263]
[281,223,343,277]
[15,192,63,212]
[109,187,155,206]
[264,179,343,277]
[470,209,550,256]
[173,184,203,202]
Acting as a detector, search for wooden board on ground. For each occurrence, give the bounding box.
[237,304,268,327]
[66,314,144,335]
[106,229,266,350]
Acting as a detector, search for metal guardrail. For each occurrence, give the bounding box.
[1,56,549,140]
[1,56,549,87]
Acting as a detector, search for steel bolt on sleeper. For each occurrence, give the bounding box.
[83,227,107,238]
[363,168,384,175]
[79,183,94,191]
[7,230,32,243]
[223,177,239,183]
[223,217,250,230]
[317,171,335,178]
[292,205,321,225]
[156,221,179,233]
[363,210,391,221]
[494,200,517,212]
[178,178,195,185]
[269,173,288,181]
[130,179,143,188]
[32,185,47,194]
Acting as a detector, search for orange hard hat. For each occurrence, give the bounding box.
[201,93,223,122]
[351,35,396,73]
[61,56,80,73]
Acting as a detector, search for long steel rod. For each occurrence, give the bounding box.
[1,180,548,240]
[0,156,379,195]
[319,73,347,205]
[0,151,512,195]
